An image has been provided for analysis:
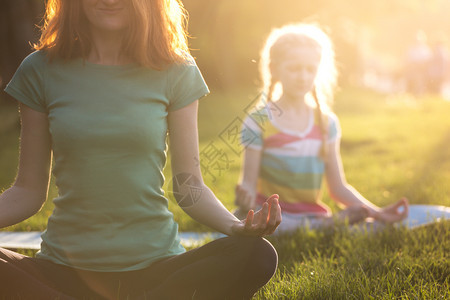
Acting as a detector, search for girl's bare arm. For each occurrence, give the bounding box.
[325,139,408,223]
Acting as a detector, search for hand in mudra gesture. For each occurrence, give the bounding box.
[232,194,281,236]
[372,197,409,223]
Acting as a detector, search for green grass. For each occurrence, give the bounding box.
[258,221,449,299]
[1,88,450,298]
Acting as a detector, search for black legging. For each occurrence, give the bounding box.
[0,236,277,299]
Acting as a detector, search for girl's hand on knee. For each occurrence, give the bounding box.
[372,197,409,223]
[336,205,370,225]
[231,194,281,236]
[234,184,256,212]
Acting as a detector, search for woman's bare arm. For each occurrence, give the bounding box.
[0,103,52,228]
[168,100,281,236]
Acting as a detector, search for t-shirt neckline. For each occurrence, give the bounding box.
[267,103,314,138]
[80,58,139,70]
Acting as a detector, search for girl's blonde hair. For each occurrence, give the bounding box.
[259,23,337,110]
[35,0,189,69]
[259,23,338,159]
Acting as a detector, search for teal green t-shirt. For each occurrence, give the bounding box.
[5,51,209,271]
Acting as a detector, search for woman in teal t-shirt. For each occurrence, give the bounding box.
[0,0,281,299]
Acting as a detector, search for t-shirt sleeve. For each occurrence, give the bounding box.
[240,115,263,150]
[327,112,342,143]
[4,51,47,113]
[167,56,209,111]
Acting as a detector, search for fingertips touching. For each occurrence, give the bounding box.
[270,194,279,202]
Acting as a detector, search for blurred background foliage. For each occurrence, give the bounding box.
[184,0,450,91]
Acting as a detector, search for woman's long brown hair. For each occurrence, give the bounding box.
[35,0,189,69]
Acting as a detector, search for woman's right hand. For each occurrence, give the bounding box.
[232,194,281,236]
[235,184,257,212]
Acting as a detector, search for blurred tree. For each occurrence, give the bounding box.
[0,0,44,107]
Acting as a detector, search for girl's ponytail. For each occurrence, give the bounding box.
[312,87,328,161]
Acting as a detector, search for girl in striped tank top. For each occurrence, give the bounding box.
[234,23,409,232]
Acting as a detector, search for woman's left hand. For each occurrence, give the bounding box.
[372,197,409,223]
[231,194,282,236]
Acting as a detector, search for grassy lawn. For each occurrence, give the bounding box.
[1,87,449,298]
[258,222,449,299]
